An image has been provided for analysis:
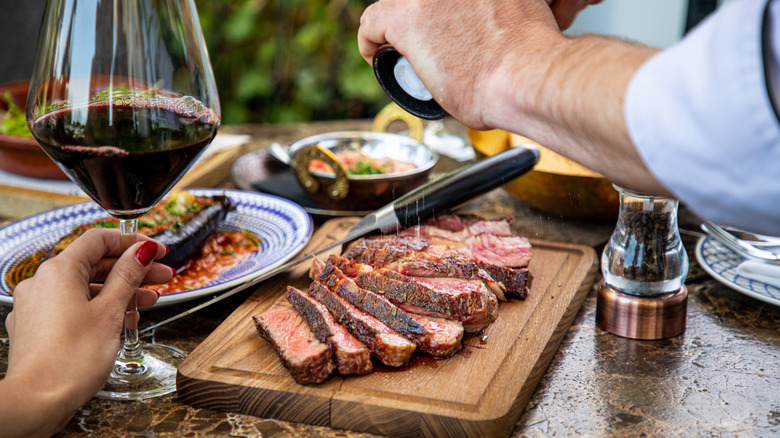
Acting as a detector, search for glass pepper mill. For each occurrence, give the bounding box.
[596,186,689,339]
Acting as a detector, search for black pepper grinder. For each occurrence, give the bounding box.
[597,186,689,339]
[372,46,447,120]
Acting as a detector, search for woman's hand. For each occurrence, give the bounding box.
[1,228,174,438]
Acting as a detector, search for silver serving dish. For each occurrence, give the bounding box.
[286,131,438,211]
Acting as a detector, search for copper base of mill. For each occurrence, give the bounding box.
[596,280,688,340]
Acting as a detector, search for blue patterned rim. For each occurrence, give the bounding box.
[695,237,780,306]
[0,189,312,308]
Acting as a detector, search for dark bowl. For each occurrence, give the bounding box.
[0,80,67,180]
[288,131,438,211]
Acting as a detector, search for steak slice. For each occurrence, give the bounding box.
[286,286,372,375]
[343,236,506,300]
[252,307,334,384]
[462,233,532,270]
[401,215,514,241]
[407,313,465,358]
[423,214,514,235]
[343,233,533,299]
[309,255,373,282]
[308,281,416,367]
[322,266,463,358]
[479,264,532,300]
[355,268,498,333]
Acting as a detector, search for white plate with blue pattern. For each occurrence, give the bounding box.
[695,237,780,306]
[0,189,312,308]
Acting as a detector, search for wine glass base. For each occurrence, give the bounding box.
[97,343,187,401]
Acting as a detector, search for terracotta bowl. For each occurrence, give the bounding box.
[0,80,67,180]
[469,129,619,220]
[287,131,438,211]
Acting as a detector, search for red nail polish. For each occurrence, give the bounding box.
[163,244,170,256]
[155,290,161,298]
[135,241,158,266]
[170,266,177,276]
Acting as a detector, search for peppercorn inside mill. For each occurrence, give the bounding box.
[596,186,689,340]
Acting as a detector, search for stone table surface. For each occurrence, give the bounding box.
[0,121,778,437]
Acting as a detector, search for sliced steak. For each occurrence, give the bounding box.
[403,214,514,241]
[355,268,498,333]
[252,307,334,384]
[407,313,465,358]
[321,254,371,277]
[309,256,328,281]
[324,268,463,358]
[308,281,416,367]
[479,264,532,300]
[462,234,532,270]
[310,255,373,281]
[286,286,372,375]
[459,215,514,236]
[343,236,506,300]
[343,232,534,299]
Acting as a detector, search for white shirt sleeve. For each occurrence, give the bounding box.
[625,0,780,235]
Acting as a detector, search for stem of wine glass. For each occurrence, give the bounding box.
[118,218,142,364]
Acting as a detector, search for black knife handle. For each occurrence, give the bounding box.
[393,144,540,228]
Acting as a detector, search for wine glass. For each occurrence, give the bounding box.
[26,0,220,400]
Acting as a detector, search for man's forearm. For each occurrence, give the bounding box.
[489,32,668,194]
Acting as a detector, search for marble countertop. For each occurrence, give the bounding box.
[0,121,778,437]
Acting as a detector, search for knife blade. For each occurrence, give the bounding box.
[139,143,539,335]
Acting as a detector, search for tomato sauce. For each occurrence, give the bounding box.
[5,231,259,296]
[147,231,259,295]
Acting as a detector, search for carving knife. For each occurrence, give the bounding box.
[140,143,540,334]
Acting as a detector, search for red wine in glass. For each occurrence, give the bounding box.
[31,97,218,217]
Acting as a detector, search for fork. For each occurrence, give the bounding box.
[701,221,780,264]
[719,226,780,247]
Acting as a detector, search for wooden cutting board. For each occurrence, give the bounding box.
[177,217,598,437]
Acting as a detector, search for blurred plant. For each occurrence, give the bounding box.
[195,0,388,124]
[0,94,32,138]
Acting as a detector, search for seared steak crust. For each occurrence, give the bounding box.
[479,264,532,300]
[286,286,372,375]
[308,281,416,367]
[324,268,463,358]
[355,268,497,333]
[252,307,334,384]
[343,232,534,299]
[343,237,505,299]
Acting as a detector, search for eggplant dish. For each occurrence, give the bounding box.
[8,191,258,295]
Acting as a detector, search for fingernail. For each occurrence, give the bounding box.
[170,266,177,276]
[163,244,170,256]
[135,241,158,266]
[155,290,161,298]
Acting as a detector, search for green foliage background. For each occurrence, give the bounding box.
[194,0,388,125]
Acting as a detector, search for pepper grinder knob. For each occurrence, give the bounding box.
[372,46,447,120]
